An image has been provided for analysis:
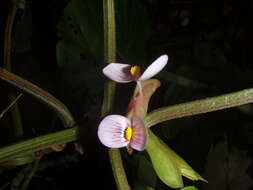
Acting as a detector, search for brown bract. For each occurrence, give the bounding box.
[126,79,161,120]
[125,79,161,154]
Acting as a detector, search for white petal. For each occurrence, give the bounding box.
[103,63,135,83]
[138,55,168,81]
[130,117,148,151]
[98,115,130,148]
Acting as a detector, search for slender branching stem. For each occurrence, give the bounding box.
[102,0,131,189]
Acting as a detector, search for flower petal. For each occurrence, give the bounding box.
[98,115,130,148]
[138,54,168,81]
[103,63,135,83]
[130,117,148,151]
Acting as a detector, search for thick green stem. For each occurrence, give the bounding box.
[109,149,131,190]
[103,0,130,190]
[145,88,253,128]
[0,127,79,163]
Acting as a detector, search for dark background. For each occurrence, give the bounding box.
[0,0,253,189]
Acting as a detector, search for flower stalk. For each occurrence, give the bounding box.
[145,87,253,128]
[0,127,79,163]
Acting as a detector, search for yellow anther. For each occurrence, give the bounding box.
[130,66,141,78]
[124,127,133,140]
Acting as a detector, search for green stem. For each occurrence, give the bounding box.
[0,127,79,163]
[101,81,116,116]
[0,68,77,163]
[103,0,116,62]
[0,0,77,167]
[0,68,75,127]
[145,87,253,128]
[103,0,130,190]
[4,2,17,70]
[109,149,131,190]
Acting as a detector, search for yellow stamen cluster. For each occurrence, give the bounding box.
[130,66,141,78]
[124,127,133,140]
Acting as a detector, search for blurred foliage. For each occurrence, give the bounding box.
[56,0,104,116]
[132,153,157,190]
[115,0,150,66]
[56,0,151,117]
[203,140,253,190]
[1,0,253,189]
[181,186,198,190]
[12,5,32,53]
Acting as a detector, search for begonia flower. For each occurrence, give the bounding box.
[102,54,168,83]
[97,115,148,151]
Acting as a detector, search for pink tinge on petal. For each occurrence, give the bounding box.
[138,54,168,81]
[98,115,131,148]
[130,117,148,151]
[103,63,136,83]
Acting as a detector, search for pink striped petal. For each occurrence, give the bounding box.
[103,63,135,83]
[138,55,168,81]
[130,117,148,151]
[98,115,130,148]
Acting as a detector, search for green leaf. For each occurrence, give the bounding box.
[180,186,198,190]
[57,0,104,99]
[0,155,35,167]
[57,0,104,61]
[146,129,206,189]
[57,1,104,108]
[146,129,184,189]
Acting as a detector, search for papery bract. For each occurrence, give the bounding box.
[97,115,148,151]
[103,54,168,83]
